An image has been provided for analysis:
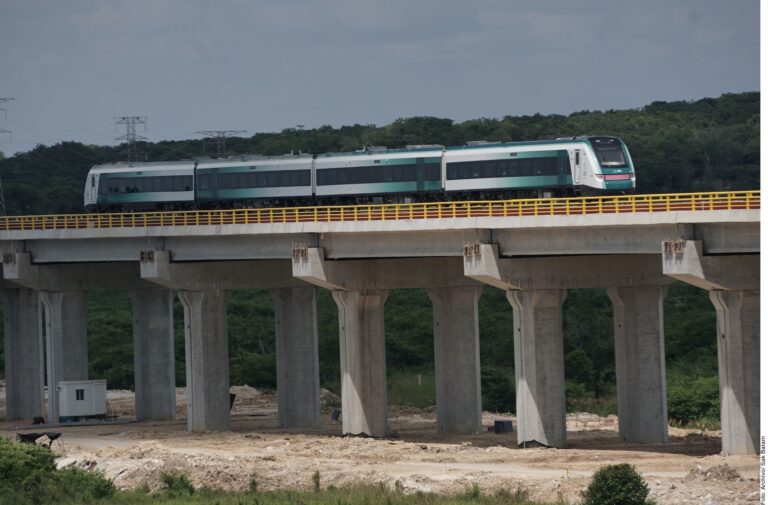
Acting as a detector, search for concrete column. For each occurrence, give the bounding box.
[269,287,320,428]
[1,288,44,420]
[129,289,176,422]
[332,289,389,437]
[709,290,760,455]
[40,291,88,422]
[507,289,567,448]
[607,286,668,444]
[178,289,230,432]
[427,286,482,434]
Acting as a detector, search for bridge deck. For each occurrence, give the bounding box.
[0,191,759,232]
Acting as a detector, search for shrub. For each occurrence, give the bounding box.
[160,471,195,496]
[581,464,653,505]
[667,374,719,424]
[0,437,113,505]
[55,467,115,500]
[481,366,515,413]
[0,436,56,488]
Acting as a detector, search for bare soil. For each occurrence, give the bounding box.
[0,384,759,504]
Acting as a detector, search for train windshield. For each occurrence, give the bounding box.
[589,137,627,167]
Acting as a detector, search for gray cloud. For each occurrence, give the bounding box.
[0,0,759,155]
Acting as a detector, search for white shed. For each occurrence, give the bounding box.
[57,380,107,420]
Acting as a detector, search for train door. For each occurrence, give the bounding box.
[572,149,582,185]
[86,173,99,207]
[416,158,425,193]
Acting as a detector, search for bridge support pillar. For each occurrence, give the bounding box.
[607,285,669,444]
[270,286,320,428]
[40,290,89,423]
[663,240,759,454]
[1,288,45,420]
[179,289,230,432]
[332,289,389,437]
[710,290,760,455]
[428,286,482,434]
[129,289,176,422]
[507,289,567,448]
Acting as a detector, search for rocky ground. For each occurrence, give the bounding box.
[0,383,760,504]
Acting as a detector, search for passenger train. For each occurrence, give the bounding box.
[84,136,635,211]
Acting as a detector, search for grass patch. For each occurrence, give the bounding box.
[388,370,436,408]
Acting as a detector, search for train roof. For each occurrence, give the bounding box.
[90,153,312,172]
[90,136,624,172]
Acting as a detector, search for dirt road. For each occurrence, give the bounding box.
[0,385,759,504]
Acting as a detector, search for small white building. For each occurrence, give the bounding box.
[57,380,107,421]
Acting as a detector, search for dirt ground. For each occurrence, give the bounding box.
[0,384,760,504]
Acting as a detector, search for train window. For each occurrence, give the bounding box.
[589,137,626,166]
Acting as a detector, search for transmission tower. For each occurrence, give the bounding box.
[0,98,14,142]
[0,98,13,216]
[196,130,245,158]
[114,116,147,162]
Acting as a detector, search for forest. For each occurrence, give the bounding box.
[0,91,759,425]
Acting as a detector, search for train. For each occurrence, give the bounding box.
[84,136,635,211]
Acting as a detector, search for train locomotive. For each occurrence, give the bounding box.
[84,136,635,211]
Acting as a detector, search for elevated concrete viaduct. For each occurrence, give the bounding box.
[0,196,759,455]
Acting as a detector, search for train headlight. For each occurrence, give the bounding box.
[595,174,604,180]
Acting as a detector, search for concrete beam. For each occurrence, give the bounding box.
[179,289,231,432]
[293,248,481,290]
[1,288,44,420]
[508,289,567,448]
[662,240,759,290]
[320,229,491,259]
[428,286,482,434]
[710,290,760,455]
[270,287,321,428]
[129,289,176,422]
[140,251,305,290]
[40,291,89,423]
[464,244,670,290]
[3,253,154,290]
[333,289,389,437]
[292,247,345,290]
[608,285,668,444]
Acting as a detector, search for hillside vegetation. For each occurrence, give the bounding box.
[0,92,759,424]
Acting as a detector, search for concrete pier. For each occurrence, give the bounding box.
[40,291,89,423]
[507,289,567,448]
[1,288,44,420]
[709,290,760,455]
[179,289,230,432]
[129,289,176,421]
[663,241,760,455]
[428,286,482,434]
[333,289,389,437]
[270,286,321,428]
[608,285,668,443]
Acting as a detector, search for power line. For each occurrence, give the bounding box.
[196,130,246,158]
[114,116,147,163]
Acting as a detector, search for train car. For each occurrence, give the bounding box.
[314,146,444,204]
[443,136,634,199]
[84,161,195,212]
[84,135,634,211]
[194,154,313,208]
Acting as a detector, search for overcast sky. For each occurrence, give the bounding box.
[0,0,760,155]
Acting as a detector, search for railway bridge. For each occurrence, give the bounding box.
[0,191,760,455]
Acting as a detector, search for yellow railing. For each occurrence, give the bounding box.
[0,191,759,231]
